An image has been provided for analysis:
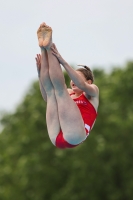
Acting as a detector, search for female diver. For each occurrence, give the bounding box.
[35,22,99,149]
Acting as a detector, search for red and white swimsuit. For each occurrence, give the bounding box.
[55,93,97,149]
[72,93,97,136]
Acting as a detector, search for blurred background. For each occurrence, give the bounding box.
[0,0,133,199]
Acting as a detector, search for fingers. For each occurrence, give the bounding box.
[51,45,58,55]
[52,43,58,51]
[51,51,56,57]
[35,54,41,69]
[51,46,56,52]
[54,43,58,51]
[52,43,56,48]
[36,54,41,61]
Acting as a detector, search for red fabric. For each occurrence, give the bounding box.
[71,93,97,128]
[55,93,98,149]
[55,130,78,149]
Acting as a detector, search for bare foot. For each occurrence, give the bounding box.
[37,22,52,49]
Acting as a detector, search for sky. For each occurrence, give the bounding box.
[0,0,133,113]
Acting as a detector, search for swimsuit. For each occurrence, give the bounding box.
[55,93,97,149]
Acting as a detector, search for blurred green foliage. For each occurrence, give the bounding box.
[0,62,133,200]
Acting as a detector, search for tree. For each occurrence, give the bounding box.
[0,62,133,200]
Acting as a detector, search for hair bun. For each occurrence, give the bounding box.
[77,65,90,71]
[77,64,94,82]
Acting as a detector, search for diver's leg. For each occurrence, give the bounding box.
[38,22,86,145]
[47,46,86,145]
[39,48,61,145]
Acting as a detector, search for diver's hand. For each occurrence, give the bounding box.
[35,54,41,77]
[51,43,66,65]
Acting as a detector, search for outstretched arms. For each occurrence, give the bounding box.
[51,44,99,97]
